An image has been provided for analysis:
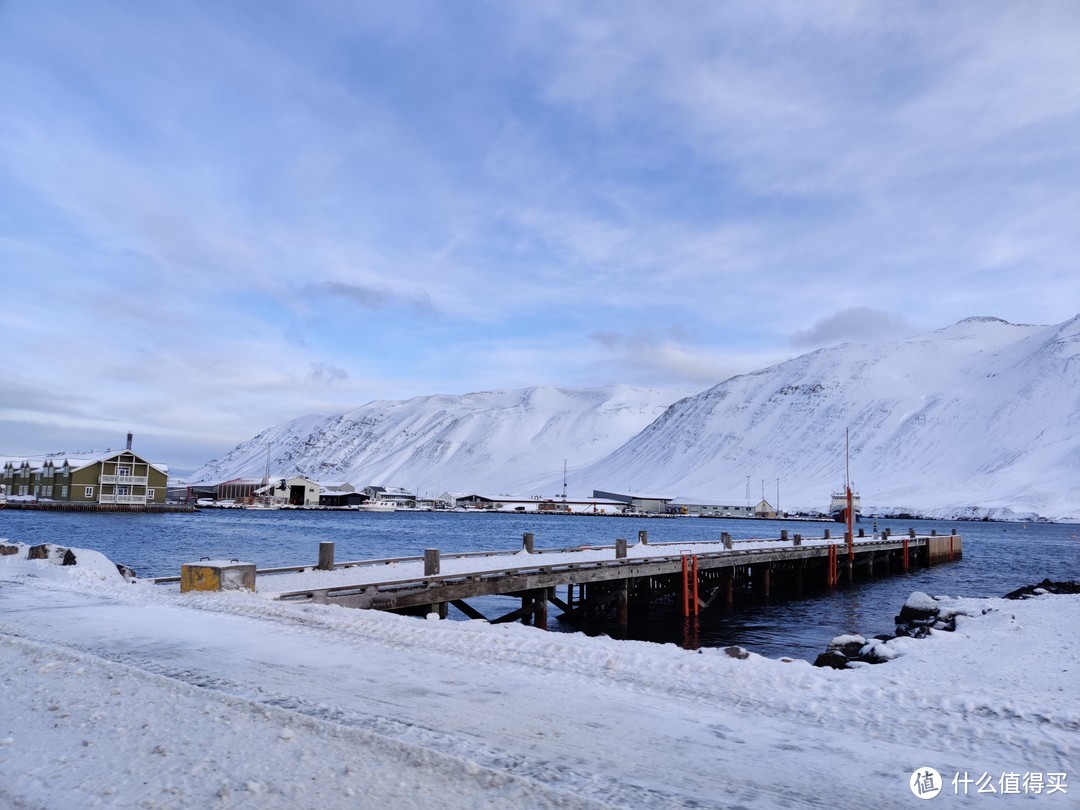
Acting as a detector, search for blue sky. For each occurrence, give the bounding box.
[2,1,1078,474]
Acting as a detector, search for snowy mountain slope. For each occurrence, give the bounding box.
[574,316,1080,520]
[189,385,686,495]
[191,316,1080,520]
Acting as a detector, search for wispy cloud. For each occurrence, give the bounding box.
[304,281,436,315]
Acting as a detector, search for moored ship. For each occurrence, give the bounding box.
[829,490,861,522]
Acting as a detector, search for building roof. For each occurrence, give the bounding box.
[668,496,749,506]
[1,451,168,475]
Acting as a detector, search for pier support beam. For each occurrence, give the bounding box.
[424,548,447,618]
[534,588,549,629]
[616,579,629,636]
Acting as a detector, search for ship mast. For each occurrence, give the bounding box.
[845,428,854,561]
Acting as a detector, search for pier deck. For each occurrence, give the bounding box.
[220,528,962,631]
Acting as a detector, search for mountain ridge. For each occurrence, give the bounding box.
[191,315,1080,522]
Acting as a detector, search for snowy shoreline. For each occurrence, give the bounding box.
[1,543,1076,808]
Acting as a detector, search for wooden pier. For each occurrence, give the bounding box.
[238,527,963,634]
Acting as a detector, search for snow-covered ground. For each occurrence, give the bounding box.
[1,544,1076,808]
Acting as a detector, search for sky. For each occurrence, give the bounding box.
[2,1,1079,475]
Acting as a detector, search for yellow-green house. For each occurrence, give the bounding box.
[1,449,169,505]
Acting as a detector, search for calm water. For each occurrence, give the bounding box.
[3,509,1078,660]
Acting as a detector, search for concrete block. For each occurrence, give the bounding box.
[180,561,256,593]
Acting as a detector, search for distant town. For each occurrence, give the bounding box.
[2,439,796,519]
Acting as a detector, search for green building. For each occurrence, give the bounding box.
[2,445,169,506]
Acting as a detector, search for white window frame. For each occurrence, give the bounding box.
[85,486,94,498]
[147,488,155,500]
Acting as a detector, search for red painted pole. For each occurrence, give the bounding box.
[691,555,699,616]
[681,555,689,617]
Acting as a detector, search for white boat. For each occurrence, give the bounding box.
[830,428,861,522]
[829,490,861,522]
[356,501,396,512]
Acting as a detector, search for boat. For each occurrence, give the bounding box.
[829,490,861,523]
[829,428,862,523]
[356,501,396,512]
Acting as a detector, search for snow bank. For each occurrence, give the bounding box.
[1,545,1076,808]
[0,541,126,583]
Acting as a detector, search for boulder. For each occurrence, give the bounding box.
[826,634,867,658]
[813,649,850,669]
[1004,579,1080,599]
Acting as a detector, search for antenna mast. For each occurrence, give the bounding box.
[562,460,568,502]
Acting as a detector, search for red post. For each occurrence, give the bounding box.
[902,537,909,572]
[691,555,700,616]
[681,555,689,617]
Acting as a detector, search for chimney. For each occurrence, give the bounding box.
[126,432,133,451]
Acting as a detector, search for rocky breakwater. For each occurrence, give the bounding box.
[813,582,1078,669]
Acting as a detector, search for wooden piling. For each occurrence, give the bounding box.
[616,580,629,635]
[534,588,548,629]
[523,532,535,553]
[424,548,440,576]
[317,542,335,571]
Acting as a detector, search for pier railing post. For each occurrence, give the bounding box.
[722,532,733,550]
[616,538,627,559]
[424,548,440,576]
[638,530,648,545]
[781,529,788,542]
[317,542,335,571]
[523,532,535,554]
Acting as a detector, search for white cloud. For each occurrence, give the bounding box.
[790,308,918,348]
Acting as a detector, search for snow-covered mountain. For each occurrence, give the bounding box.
[189,385,687,496]
[575,316,1080,521]
[193,316,1080,521]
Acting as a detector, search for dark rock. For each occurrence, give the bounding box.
[27,544,51,560]
[829,638,867,658]
[723,646,750,660]
[0,544,18,556]
[813,650,850,669]
[896,624,933,639]
[116,563,137,580]
[1004,579,1080,600]
[62,549,77,566]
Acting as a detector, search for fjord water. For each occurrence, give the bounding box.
[3,509,1077,660]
